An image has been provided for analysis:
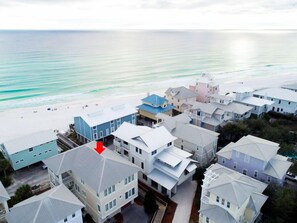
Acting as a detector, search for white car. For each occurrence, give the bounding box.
[285,172,297,182]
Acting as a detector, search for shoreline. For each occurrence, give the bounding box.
[1,73,297,142]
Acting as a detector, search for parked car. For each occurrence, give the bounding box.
[285,172,297,182]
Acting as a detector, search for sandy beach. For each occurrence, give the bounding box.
[1,73,297,143]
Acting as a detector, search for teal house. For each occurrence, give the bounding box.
[0,130,58,171]
[74,104,137,143]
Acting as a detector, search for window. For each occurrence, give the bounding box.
[125,174,135,184]
[136,147,138,153]
[236,151,240,158]
[167,142,172,147]
[29,148,33,152]
[206,217,209,223]
[132,157,134,163]
[143,174,147,180]
[267,176,271,183]
[104,185,116,196]
[216,196,219,202]
[72,213,76,218]
[126,188,135,199]
[243,169,247,175]
[98,205,101,212]
[254,171,258,178]
[233,162,237,169]
[141,162,144,169]
[64,218,68,222]
[288,102,291,105]
[106,128,109,136]
[279,100,281,104]
[227,202,230,208]
[139,149,142,154]
[100,131,103,138]
[244,155,250,163]
[152,150,157,155]
[81,179,85,184]
[221,199,225,205]
[94,133,97,139]
[123,141,128,145]
[222,158,225,164]
[181,145,183,150]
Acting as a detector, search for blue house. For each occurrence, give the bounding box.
[0,130,58,171]
[74,104,137,143]
[216,135,292,185]
[137,94,175,122]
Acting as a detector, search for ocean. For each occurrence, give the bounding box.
[1,30,297,110]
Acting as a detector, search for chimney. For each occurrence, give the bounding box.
[94,141,105,154]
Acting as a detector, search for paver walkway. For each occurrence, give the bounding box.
[171,180,197,223]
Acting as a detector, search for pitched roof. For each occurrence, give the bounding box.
[77,104,137,127]
[229,135,279,162]
[213,101,253,115]
[189,101,219,115]
[254,88,297,103]
[282,83,297,91]
[137,104,175,115]
[0,181,10,202]
[206,164,268,208]
[263,155,292,179]
[142,94,167,106]
[200,204,237,223]
[240,96,274,107]
[6,184,84,223]
[158,113,192,132]
[43,141,139,193]
[112,122,176,153]
[165,86,198,100]
[2,130,57,155]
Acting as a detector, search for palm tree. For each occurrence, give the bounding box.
[0,159,11,178]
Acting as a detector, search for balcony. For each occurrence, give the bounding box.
[62,172,74,190]
[0,204,7,221]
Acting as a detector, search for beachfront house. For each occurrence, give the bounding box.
[74,104,137,143]
[137,94,175,122]
[164,86,198,113]
[282,83,297,92]
[217,135,292,185]
[230,87,274,117]
[0,130,58,171]
[112,122,197,197]
[184,102,226,131]
[199,163,268,223]
[189,74,219,103]
[43,141,139,223]
[0,181,10,222]
[6,184,84,223]
[253,88,297,115]
[157,114,219,167]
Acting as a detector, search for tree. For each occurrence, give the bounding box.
[8,184,33,207]
[143,190,158,214]
[0,159,11,178]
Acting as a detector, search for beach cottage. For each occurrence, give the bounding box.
[74,104,137,143]
[6,184,84,223]
[112,122,197,197]
[253,88,297,115]
[0,130,58,171]
[199,163,268,223]
[217,135,292,185]
[137,94,175,122]
[43,141,139,223]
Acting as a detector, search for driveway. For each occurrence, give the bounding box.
[6,162,50,196]
[122,203,148,223]
[171,180,197,223]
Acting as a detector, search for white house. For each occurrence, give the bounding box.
[199,163,268,223]
[189,74,219,103]
[217,135,292,185]
[6,184,84,223]
[253,88,297,115]
[165,86,198,112]
[44,141,140,223]
[112,122,197,197]
[0,181,10,222]
[156,113,219,167]
[229,87,274,117]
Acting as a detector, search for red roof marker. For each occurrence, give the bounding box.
[94,141,105,154]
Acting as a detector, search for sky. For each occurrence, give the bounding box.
[0,0,297,30]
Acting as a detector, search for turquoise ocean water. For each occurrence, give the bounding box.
[0,30,297,111]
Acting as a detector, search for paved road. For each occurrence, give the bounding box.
[171,180,197,223]
[6,162,50,196]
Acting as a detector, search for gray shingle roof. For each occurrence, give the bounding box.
[2,130,57,155]
[165,86,198,100]
[6,184,84,223]
[43,141,140,193]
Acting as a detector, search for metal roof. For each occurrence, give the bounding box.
[77,104,137,127]
[165,86,198,100]
[282,83,297,91]
[0,181,10,202]
[263,155,292,179]
[142,94,167,106]
[148,169,177,190]
[240,96,274,107]
[112,122,176,153]
[254,88,297,103]
[2,130,57,155]
[44,141,140,193]
[6,184,84,223]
